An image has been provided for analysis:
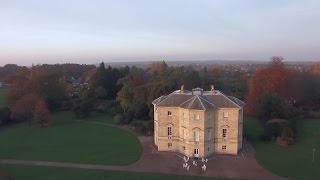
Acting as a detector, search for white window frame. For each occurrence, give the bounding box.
[168,127,172,136]
[182,128,185,139]
[194,148,199,155]
[222,129,227,138]
[223,112,228,118]
[168,111,172,116]
[194,114,200,120]
[194,130,200,142]
[168,143,172,149]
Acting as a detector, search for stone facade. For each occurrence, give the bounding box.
[153,87,244,157]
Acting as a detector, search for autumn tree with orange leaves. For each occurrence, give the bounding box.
[10,94,40,124]
[33,100,51,127]
[245,56,290,117]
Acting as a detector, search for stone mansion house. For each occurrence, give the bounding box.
[152,86,244,158]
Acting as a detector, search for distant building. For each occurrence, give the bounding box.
[152,86,244,157]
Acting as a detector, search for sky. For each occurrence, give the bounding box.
[1,0,320,66]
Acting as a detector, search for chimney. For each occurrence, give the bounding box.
[211,85,215,94]
[211,85,214,91]
[180,85,184,93]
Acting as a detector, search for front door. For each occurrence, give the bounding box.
[194,148,199,157]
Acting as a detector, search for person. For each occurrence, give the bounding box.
[202,164,207,171]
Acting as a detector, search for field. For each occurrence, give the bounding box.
[244,118,320,180]
[0,111,142,165]
[0,88,8,108]
[0,111,226,180]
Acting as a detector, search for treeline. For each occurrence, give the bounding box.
[0,63,95,84]
[1,59,319,138]
[113,61,247,122]
[0,63,96,127]
[245,57,320,146]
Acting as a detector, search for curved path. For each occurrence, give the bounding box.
[0,121,286,180]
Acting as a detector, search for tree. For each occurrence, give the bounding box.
[181,69,201,90]
[94,86,107,99]
[257,91,292,123]
[116,76,135,114]
[90,62,129,100]
[147,60,168,74]
[7,64,69,110]
[245,57,289,116]
[28,69,68,110]
[7,77,29,106]
[270,56,284,67]
[73,89,93,118]
[10,94,39,124]
[33,100,51,127]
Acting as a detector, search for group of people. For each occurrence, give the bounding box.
[182,156,208,172]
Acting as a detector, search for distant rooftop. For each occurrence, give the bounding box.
[152,86,244,110]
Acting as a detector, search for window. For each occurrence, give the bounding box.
[168,111,172,116]
[182,128,185,139]
[194,114,200,120]
[207,129,211,140]
[222,145,227,151]
[207,148,210,152]
[223,112,228,118]
[168,127,172,136]
[223,129,227,138]
[183,112,187,118]
[194,148,199,155]
[193,131,200,142]
[182,146,186,151]
[168,143,172,149]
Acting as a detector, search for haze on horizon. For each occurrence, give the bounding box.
[1,0,320,66]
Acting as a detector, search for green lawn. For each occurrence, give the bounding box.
[0,111,142,165]
[244,118,320,180]
[84,111,114,124]
[0,88,8,108]
[0,165,226,180]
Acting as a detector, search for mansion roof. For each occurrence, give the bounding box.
[152,88,244,110]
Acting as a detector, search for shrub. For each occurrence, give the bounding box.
[280,127,294,145]
[132,120,153,135]
[309,111,320,118]
[94,100,122,115]
[113,114,124,125]
[264,118,295,145]
[0,107,11,125]
[73,100,92,119]
[10,94,39,124]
